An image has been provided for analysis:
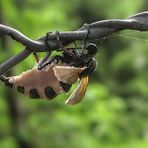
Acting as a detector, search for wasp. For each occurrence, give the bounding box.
[38,41,98,104]
[0,40,98,105]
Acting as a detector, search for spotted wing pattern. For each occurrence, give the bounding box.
[1,64,65,99]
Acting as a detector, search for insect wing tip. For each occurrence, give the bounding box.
[65,76,89,105]
[65,99,74,105]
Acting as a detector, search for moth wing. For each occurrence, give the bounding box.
[65,76,89,105]
[53,66,85,84]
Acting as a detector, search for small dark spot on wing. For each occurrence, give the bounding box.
[44,87,57,100]
[60,81,71,92]
[29,89,40,99]
[17,86,24,94]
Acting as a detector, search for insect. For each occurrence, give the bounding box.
[37,42,98,104]
[0,42,98,105]
[0,64,84,100]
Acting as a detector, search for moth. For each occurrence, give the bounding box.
[0,42,98,105]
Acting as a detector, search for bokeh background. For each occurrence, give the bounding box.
[0,0,148,148]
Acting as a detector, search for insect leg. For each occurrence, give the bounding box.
[38,55,63,70]
[55,30,64,50]
[38,52,51,70]
[46,31,64,50]
[83,23,90,40]
[33,52,40,63]
[55,31,81,58]
[38,31,58,69]
[73,41,77,48]
[82,23,90,49]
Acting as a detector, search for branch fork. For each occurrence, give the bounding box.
[0,11,148,75]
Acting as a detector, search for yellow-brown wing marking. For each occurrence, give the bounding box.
[53,66,85,84]
[65,76,89,105]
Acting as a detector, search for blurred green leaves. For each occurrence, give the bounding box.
[0,0,148,148]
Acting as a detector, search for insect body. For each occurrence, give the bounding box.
[38,42,98,104]
[0,64,85,100]
[0,42,98,105]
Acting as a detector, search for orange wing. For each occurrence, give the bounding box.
[65,76,89,105]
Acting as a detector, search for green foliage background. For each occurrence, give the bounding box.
[0,0,148,148]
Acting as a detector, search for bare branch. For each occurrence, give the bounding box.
[0,24,46,50]
[0,11,148,75]
[0,49,31,75]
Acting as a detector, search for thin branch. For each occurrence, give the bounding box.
[0,24,45,50]
[0,11,148,75]
[0,49,31,75]
[45,11,148,48]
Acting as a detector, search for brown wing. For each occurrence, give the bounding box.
[53,66,85,84]
[65,76,89,105]
[8,64,64,98]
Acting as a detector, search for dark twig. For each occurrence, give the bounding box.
[0,24,46,50]
[0,11,148,75]
[0,49,31,75]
